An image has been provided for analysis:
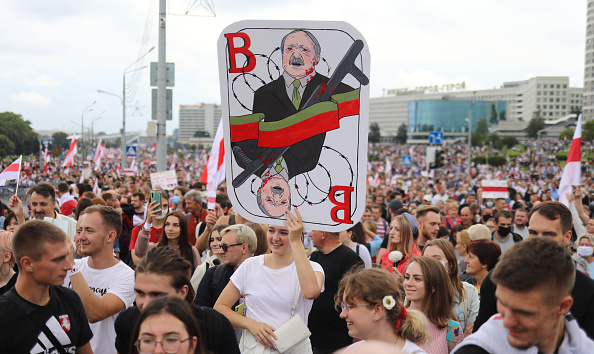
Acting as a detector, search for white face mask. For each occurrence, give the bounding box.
[155,208,169,219]
[578,246,594,257]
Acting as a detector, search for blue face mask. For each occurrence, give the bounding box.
[170,196,181,205]
[486,201,494,207]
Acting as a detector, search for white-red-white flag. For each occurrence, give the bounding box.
[93,139,104,171]
[200,119,225,191]
[385,157,392,174]
[93,178,99,195]
[169,159,176,171]
[44,148,50,173]
[62,136,77,168]
[559,114,582,207]
[0,156,22,186]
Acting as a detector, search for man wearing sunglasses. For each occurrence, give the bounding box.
[194,225,257,308]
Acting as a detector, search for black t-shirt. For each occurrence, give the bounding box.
[0,286,93,354]
[0,272,17,296]
[193,264,236,308]
[308,244,364,352]
[115,303,240,354]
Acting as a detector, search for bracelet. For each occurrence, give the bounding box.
[144,223,152,230]
[67,266,80,278]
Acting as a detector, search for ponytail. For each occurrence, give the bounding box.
[399,309,429,346]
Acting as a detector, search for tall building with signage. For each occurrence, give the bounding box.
[370,76,582,142]
[178,103,221,145]
[585,0,594,121]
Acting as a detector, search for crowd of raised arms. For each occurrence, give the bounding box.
[1,140,594,354]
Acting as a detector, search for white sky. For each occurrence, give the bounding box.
[0,0,587,136]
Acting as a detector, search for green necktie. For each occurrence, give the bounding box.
[275,156,284,173]
[292,79,301,109]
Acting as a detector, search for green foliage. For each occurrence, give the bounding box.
[471,132,484,147]
[526,110,546,139]
[369,123,380,143]
[559,128,574,140]
[52,132,70,150]
[475,118,489,135]
[368,154,380,162]
[472,155,506,167]
[395,123,407,144]
[0,112,39,155]
[500,136,519,149]
[0,134,15,156]
[555,152,568,161]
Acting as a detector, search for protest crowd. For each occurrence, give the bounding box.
[1,137,594,354]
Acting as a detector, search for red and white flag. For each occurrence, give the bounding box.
[481,180,509,199]
[559,114,582,207]
[93,178,99,195]
[0,156,22,186]
[200,119,225,191]
[44,148,50,173]
[93,139,104,172]
[123,159,137,176]
[169,159,176,171]
[62,136,77,168]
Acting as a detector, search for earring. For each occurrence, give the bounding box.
[374,316,381,322]
[0,262,10,276]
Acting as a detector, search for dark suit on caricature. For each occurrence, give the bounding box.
[245,73,353,179]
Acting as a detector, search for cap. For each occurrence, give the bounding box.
[423,195,432,202]
[388,199,404,212]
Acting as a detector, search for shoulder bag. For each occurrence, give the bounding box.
[273,283,311,353]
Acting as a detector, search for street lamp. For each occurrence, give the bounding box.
[91,115,104,147]
[81,101,96,160]
[98,46,155,169]
[467,92,476,174]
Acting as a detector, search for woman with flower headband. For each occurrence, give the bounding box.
[336,268,428,353]
[379,214,421,276]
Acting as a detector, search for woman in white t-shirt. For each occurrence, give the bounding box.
[337,268,428,354]
[339,222,372,268]
[214,208,325,353]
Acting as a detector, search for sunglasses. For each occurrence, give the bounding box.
[219,243,243,252]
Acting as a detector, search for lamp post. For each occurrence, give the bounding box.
[91,115,103,147]
[98,46,155,169]
[467,92,476,174]
[81,101,96,161]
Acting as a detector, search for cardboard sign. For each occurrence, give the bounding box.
[150,170,178,190]
[218,20,370,231]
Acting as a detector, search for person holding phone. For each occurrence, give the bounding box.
[128,191,169,265]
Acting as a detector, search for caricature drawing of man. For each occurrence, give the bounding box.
[231,29,358,217]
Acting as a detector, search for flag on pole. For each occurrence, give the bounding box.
[44,148,50,173]
[62,136,77,168]
[93,178,99,195]
[559,114,582,207]
[385,157,392,174]
[200,119,226,191]
[93,139,104,172]
[0,156,22,186]
[123,159,137,176]
[169,159,176,171]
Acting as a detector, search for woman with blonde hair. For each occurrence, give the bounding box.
[380,215,421,275]
[404,256,462,353]
[337,268,428,353]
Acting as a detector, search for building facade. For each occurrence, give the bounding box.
[585,0,594,121]
[178,103,222,145]
[370,76,582,143]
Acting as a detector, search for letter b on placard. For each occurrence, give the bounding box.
[328,186,353,224]
[225,32,256,73]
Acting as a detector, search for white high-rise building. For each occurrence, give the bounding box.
[178,103,221,145]
[584,0,594,121]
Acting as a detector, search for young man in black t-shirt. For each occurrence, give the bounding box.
[0,220,93,354]
[308,230,364,354]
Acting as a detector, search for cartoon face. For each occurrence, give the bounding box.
[282,31,319,80]
[257,174,291,217]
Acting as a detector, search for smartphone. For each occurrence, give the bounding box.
[151,191,162,215]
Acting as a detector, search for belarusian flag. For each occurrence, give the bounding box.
[559,114,582,207]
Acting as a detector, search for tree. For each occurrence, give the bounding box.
[500,136,519,149]
[395,123,407,144]
[526,110,546,139]
[52,132,70,149]
[0,134,15,156]
[559,127,574,140]
[583,119,594,141]
[475,118,489,135]
[0,112,39,155]
[194,131,210,138]
[368,122,380,143]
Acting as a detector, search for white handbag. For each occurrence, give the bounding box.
[273,284,311,353]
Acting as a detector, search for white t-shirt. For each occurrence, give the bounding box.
[230,255,324,330]
[346,339,426,353]
[349,242,372,269]
[64,257,135,354]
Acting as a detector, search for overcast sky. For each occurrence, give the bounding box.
[0,0,586,136]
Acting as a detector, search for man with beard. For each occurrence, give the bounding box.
[416,206,440,252]
[64,205,135,354]
[491,210,523,254]
[29,183,77,242]
[512,208,529,240]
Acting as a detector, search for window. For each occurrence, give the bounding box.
[537,84,542,88]
[550,91,554,95]
[556,105,559,109]
[544,84,548,88]
[557,84,561,89]
[563,84,567,88]
[556,98,560,102]
[550,98,554,102]
[562,105,566,109]
[537,105,541,109]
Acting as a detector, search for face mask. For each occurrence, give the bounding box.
[578,246,594,257]
[498,226,511,237]
[170,196,181,205]
[486,201,494,207]
[440,261,448,272]
[155,208,169,219]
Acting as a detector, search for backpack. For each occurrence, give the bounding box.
[210,264,227,295]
